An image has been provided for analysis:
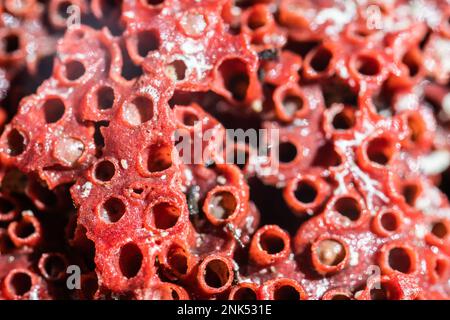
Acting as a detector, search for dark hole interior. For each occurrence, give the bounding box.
[388,247,412,273]
[273,285,300,300]
[208,191,237,220]
[219,59,250,101]
[152,202,180,229]
[146,143,172,173]
[204,259,229,289]
[166,60,187,81]
[101,197,126,223]
[278,142,297,163]
[7,129,26,156]
[294,180,318,204]
[44,255,66,279]
[233,287,257,300]
[95,160,116,182]
[65,60,85,81]
[380,212,398,232]
[260,231,285,254]
[43,98,65,123]
[97,86,115,110]
[124,96,154,125]
[355,55,381,76]
[137,30,160,58]
[431,221,447,239]
[57,1,71,19]
[402,184,419,206]
[119,242,143,278]
[334,197,361,221]
[310,47,332,72]
[366,137,393,165]
[10,272,32,296]
[332,109,355,130]
[15,220,35,239]
[167,246,188,275]
[3,33,19,53]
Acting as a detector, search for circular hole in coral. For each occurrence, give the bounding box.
[43,254,66,279]
[334,197,361,221]
[204,259,230,289]
[402,183,419,206]
[6,129,26,156]
[152,202,180,229]
[132,188,144,195]
[165,60,187,81]
[15,220,35,239]
[431,221,447,239]
[181,110,198,127]
[233,287,257,300]
[170,288,180,300]
[137,30,160,57]
[316,239,346,267]
[119,243,143,278]
[388,247,413,273]
[434,258,447,279]
[123,96,154,126]
[380,212,399,232]
[57,1,72,19]
[9,271,32,296]
[355,54,381,76]
[282,94,303,118]
[402,52,419,77]
[332,108,355,130]
[100,197,126,223]
[146,142,172,173]
[2,33,19,53]
[312,141,342,167]
[167,246,188,275]
[274,285,300,300]
[57,1,73,19]
[310,47,333,72]
[366,136,394,165]
[219,59,249,101]
[278,142,297,163]
[94,160,116,182]
[294,180,317,204]
[259,230,285,254]
[64,60,85,81]
[96,86,115,110]
[43,98,65,123]
[208,191,237,220]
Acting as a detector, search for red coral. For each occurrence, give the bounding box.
[0,0,449,300]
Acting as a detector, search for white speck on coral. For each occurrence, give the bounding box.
[120,159,128,170]
[81,182,93,198]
